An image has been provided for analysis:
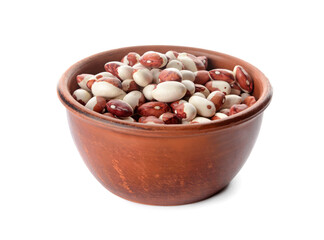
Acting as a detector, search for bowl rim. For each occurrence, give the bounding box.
[57,45,273,132]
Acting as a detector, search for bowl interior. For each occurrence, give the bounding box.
[59,45,272,132]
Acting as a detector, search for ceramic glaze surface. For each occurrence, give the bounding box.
[57,45,272,205]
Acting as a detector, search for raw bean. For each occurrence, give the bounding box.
[121,52,140,66]
[103,112,116,118]
[159,68,182,82]
[230,82,242,95]
[95,72,115,79]
[241,92,251,101]
[233,65,253,93]
[177,52,205,71]
[170,100,188,110]
[151,68,161,84]
[120,116,136,122]
[165,50,179,60]
[221,94,242,109]
[166,60,184,70]
[139,116,164,124]
[173,102,197,121]
[190,117,211,124]
[209,69,235,85]
[229,104,248,115]
[104,61,134,80]
[86,76,97,90]
[106,99,133,117]
[207,91,226,110]
[189,96,216,117]
[159,112,181,124]
[77,74,94,91]
[113,91,127,100]
[194,84,210,97]
[86,72,117,90]
[180,70,195,81]
[192,92,206,98]
[91,77,123,99]
[133,68,153,87]
[122,79,140,93]
[243,96,256,107]
[219,108,230,116]
[139,51,168,68]
[194,70,211,85]
[142,84,157,101]
[197,56,208,69]
[181,80,195,97]
[152,81,187,102]
[85,96,106,113]
[75,50,256,124]
[86,72,116,90]
[137,102,171,118]
[211,112,228,120]
[205,80,231,95]
[123,90,145,110]
[133,62,148,69]
[73,89,92,105]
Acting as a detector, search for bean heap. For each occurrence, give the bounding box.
[73,50,256,124]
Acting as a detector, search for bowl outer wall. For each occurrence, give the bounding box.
[57,45,272,205]
[67,109,263,205]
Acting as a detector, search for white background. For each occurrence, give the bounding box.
[1,0,323,239]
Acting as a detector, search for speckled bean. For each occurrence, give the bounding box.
[142,84,157,101]
[121,52,140,66]
[91,77,124,99]
[73,89,92,105]
[152,81,186,102]
[209,69,235,85]
[207,91,226,110]
[137,102,171,118]
[194,70,211,85]
[243,96,256,107]
[132,68,153,87]
[85,96,106,113]
[221,94,242,109]
[194,84,210,98]
[180,70,195,82]
[106,99,133,117]
[173,102,197,121]
[123,90,145,110]
[190,117,211,124]
[233,65,253,93]
[166,60,184,70]
[77,74,94,91]
[177,53,205,72]
[138,116,164,124]
[104,61,134,81]
[205,80,231,95]
[159,68,182,82]
[211,112,228,120]
[139,51,168,68]
[229,104,248,115]
[159,112,181,124]
[181,80,195,97]
[189,96,216,117]
[122,79,140,93]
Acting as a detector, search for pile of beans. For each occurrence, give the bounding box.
[73,50,256,124]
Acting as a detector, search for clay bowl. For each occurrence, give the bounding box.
[57,45,272,205]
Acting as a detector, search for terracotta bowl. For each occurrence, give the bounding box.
[57,45,272,205]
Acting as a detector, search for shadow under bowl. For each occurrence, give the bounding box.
[57,45,272,205]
